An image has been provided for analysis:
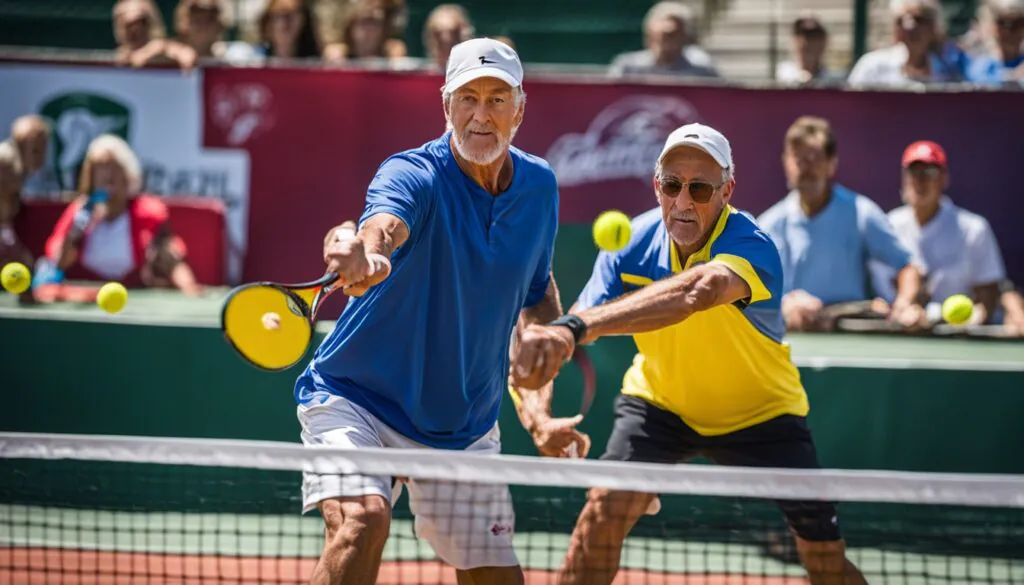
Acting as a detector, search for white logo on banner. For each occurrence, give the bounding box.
[545,96,701,187]
[210,83,274,146]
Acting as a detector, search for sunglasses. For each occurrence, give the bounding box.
[657,177,725,203]
[905,163,942,178]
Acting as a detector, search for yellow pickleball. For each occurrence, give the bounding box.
[1,262,31,294]
[97,282,128,314]
[593,210,632,252]
[942,294,973,325]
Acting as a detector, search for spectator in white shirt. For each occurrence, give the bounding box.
[872,141,1021,334]
[847,0,967,87]
[776,15,844,85]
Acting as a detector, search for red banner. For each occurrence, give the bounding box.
[203,67,1024,288]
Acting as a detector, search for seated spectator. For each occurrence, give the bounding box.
[173,0,253,61]
[492,35,515,50]
[7,115,50,196]
[32,135,201,297]
[323,0,407,63]
[847,0,967,87]
[965,0,1024,86]
[226,0,322,61]
[609,1,719,79]
[114,0,198,70]
[422,4,474,71]
[757,116,925,332]
[776,15,844,85]
[0,116,51,302]
[871,141,1022,335]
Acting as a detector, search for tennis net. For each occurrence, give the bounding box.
[1,432,1022,584]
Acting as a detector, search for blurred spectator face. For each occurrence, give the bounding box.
[901,141,948,208]
[90,151,130,207]
[427,7,472,68]
[992,10,1024,57]
[183,1,223,51]
[348,5,388,57]
[783,135,836,194]
[447,77,523,165]
[265,0,305,49]
[647,16,687,62]
[793,19,827,66]
[902,162,946,206]
[116,3,154,51]
[894,5,938,53]
[12,121,48,175]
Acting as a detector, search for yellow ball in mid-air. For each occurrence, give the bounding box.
[1,262,31,294]
[97,282,128,314]
[942,294,973,325]
[592,210,632,252]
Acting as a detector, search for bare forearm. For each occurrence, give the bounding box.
[509,381,554,432]
[576,265,745,343]
[324,214,408,259]
[893,265,922,306]
[1003,290,1024,322]
[521,274,563,326]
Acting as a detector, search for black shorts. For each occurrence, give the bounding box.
[601,394,841,542]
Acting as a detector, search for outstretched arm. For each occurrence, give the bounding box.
[513,262,751,389]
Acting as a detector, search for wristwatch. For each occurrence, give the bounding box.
[548,314,587,344]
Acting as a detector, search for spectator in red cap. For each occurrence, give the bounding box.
[871,140,1024,335]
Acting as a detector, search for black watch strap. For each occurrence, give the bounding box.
[548,314,587,344]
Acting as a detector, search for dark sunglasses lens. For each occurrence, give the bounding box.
[688,182,716,202]
[660,179,682,197]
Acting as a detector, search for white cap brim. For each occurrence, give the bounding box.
[444,68,520,94]
[659,139,730,170]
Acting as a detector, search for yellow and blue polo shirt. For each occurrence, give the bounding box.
[575,205,808,436]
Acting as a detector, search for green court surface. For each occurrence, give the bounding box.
[4,505,1021,584]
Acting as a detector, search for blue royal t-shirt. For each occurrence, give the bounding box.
[295,132,559,449]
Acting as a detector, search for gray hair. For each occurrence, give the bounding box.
[645,2,698,37]
[890,0,947,34]
[0,140,23,177]
[87,134,143,194]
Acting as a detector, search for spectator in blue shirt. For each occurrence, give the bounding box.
[758,116,926,332]
[966,0,1024,86]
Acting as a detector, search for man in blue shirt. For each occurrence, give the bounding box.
[965,0,1024,86]
[757,116,926,332]
[295,38,566,585]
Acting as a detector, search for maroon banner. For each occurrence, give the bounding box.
[203,67,1024,287]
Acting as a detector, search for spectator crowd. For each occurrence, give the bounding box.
[1,0,1022,337]
[101,0,1024,88]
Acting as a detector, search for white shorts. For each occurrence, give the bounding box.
[297,391,518,570]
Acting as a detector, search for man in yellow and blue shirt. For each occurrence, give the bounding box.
[512,123,866,585]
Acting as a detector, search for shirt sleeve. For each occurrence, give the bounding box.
[859,198,912,271]
[523,183,559,308]
[574,251,625,311]
[968,219,1007,286]
[709,224,781,306]
[359,154,432,238]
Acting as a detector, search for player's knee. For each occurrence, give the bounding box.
[320,496,391,553]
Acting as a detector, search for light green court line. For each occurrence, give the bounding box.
[3,506,1022,584]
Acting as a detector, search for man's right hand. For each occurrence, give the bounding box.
[323,221,391,296]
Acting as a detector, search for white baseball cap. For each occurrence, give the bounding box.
[443,38,523,94]
[658,123,733,171]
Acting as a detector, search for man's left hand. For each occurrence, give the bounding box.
[512,324,575,389]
